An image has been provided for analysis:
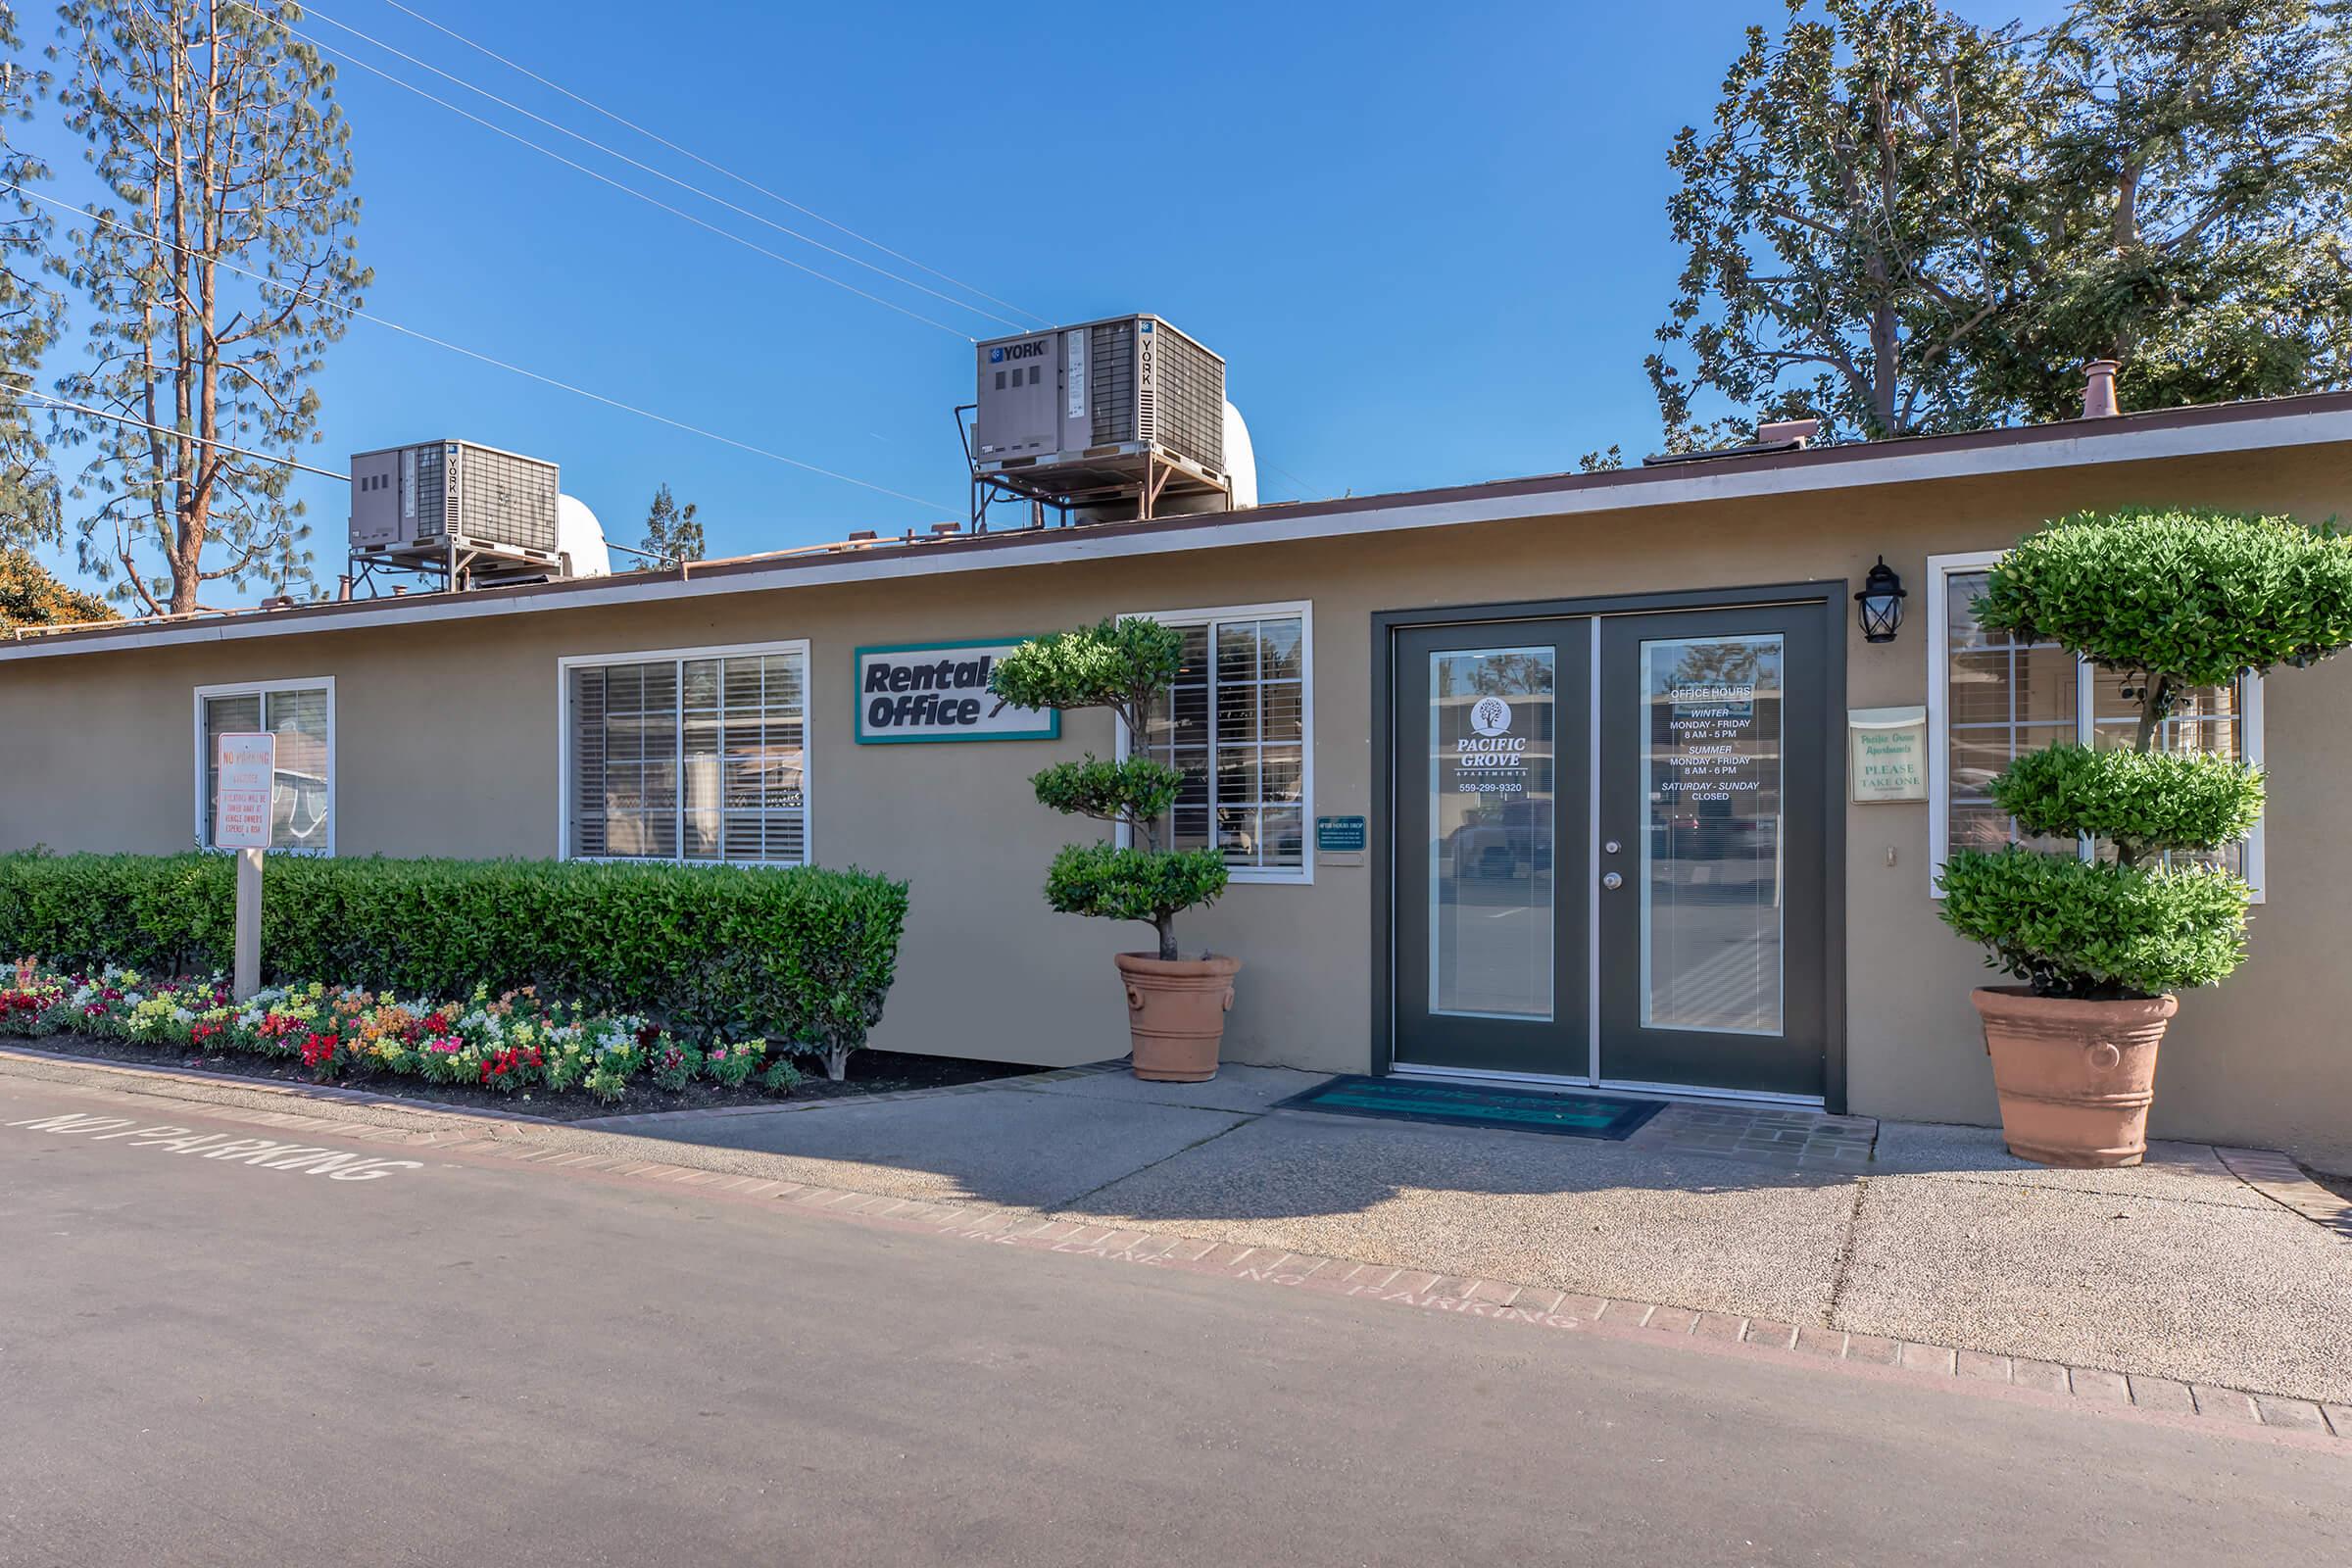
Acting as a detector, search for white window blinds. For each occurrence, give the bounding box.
[568,648,808,864]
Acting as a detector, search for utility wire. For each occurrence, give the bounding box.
[286,0,1027,333]
[9,381,352,480]
[370,0,1052,330]
[8,183,958,516]
[221,3,972,339]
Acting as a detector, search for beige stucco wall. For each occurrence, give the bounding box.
[5,441,2349,1168]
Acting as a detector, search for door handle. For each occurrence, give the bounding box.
[1601,871,1624,891]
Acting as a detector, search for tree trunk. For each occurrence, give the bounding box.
[824,1045,849,1083]
[2115,673,2174,869]
[1154,912,1178,963]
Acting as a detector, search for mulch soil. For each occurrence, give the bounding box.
[6,1034,1044,1122]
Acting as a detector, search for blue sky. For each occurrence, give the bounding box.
[24,0,2068,595]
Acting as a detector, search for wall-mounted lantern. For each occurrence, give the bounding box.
[1855,557,1907,644]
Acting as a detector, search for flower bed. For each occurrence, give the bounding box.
[0,960,799,1104]
[0,853,910,1079]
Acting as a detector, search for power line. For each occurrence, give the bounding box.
[371,0,1052,330]
[10,381,352,480]
[286,0,1028,333]
[221,2,973,339]
[8,183,958,516]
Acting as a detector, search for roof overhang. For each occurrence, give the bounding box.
[9,393,2352,664]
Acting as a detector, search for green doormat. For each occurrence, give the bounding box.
[1276,1076,1666,1140]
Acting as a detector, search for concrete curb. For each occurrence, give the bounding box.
[568,1061,1121,1129]
[0,1043,1124,1133]
[0,1044,564,1124]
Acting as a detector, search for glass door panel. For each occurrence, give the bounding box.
[1430,647,1556,1020]
[1638,633,1784,1036]
[1393,621,1589,1077]
[1599,608,1826,1098]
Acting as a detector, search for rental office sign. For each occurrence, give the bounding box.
[855,639,1059,744]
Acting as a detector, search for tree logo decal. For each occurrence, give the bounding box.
[1469,696,1513,738]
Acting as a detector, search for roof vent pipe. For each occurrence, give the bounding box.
[2082,360,2121,418]
[1756,417,1821,448]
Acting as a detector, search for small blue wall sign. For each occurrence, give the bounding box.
[1315,814,1367,854]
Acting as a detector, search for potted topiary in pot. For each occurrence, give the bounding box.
[991,616,1237,1081]
[1938,508,2352,1166]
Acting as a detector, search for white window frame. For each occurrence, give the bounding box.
[556,638,813,867]
[1926,551,2264,901]
[190,676,338,857]
[1113,599,1315,886]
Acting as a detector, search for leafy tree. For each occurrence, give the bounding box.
[640,481,703,564]
[0,544,116,629]
[992,617,1230,962]
[1988,0,2352,417]
[0,1,63,550]
[52,0,368,614]
[1649,0,2040,446]
[1648,0,2352,448]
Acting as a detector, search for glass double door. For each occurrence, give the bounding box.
[1394,606,1828,1099]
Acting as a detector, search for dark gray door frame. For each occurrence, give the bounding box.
[1370,581,1849,1113]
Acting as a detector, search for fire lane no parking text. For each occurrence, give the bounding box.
[4,1111,424,1181]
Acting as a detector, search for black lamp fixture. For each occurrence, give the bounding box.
[1855,557,1907,643]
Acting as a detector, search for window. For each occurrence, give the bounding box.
[1124,602,1311,882]
[1927,555,2263,897]
[564,642,808,864]
[192,679,335,854]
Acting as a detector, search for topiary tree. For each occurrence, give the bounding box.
[991,617,1230,962]
[1939,508,2352,997]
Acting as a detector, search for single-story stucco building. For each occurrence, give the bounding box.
[6,392,2350,1168]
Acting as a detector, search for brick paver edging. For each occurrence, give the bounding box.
[2216,1147,2352,1241]
[499,1154,2352,1446]
[7,1054,2347,1445]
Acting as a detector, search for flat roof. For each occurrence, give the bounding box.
[10,390,2352,664]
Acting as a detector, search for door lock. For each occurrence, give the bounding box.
[1601,871,1624,891]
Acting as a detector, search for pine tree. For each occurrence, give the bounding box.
[53,0,368,614]
[0,2,64,551]
[640,482,704,564]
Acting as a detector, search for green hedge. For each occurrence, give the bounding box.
[0,852,909,1059]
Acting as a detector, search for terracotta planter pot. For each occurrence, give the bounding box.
[1113,953,1242,1082]
[1971,987,2178,1168]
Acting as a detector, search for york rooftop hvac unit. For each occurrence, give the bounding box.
[348,439,564,590]
[969,315,1229,524]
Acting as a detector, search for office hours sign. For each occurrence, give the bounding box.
[855,639,1059,744]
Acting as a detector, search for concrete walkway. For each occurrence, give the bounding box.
[614,1062,2352,1405]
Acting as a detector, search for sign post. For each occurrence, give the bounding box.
[214,732,275,1000]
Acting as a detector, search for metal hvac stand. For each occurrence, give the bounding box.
[954,405,1233,534]
[345,535,568,598]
